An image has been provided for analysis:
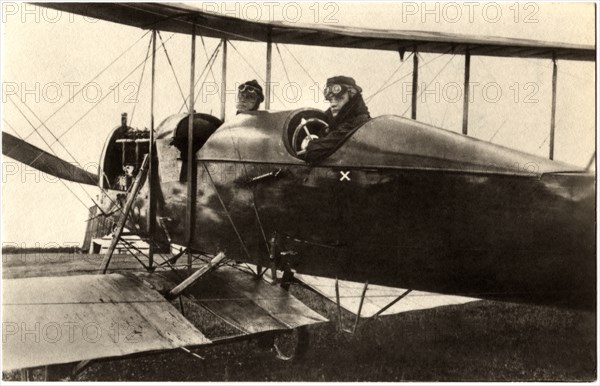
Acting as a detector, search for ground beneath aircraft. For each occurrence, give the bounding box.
[3,254,595,382]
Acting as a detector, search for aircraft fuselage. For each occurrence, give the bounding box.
[99,110,595,310]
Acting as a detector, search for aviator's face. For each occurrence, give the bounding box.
[327,92,350,117]
[236,92,258,112]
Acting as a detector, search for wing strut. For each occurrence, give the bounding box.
[462,47,471,135]
[265,28,273,110]
[220,38,228,121]
[549,52,558,160]
[166,252,227,299]
[99,155,149,274]
[186,24,197,274]
[411,46,418,120]
[147,29,158,269]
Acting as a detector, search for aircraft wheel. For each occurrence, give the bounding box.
[272,326,309,361]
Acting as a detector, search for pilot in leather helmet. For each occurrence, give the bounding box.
[304,76,371,163]
[236,79,264,113]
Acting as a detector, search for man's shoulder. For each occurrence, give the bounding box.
[343,113,370,129]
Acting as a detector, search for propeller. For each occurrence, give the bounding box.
[2,131,99,186]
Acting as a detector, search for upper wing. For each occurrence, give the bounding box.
[2,132,99,186]
[36,3,594,61]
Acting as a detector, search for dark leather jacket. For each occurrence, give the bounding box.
[305,94,370,163]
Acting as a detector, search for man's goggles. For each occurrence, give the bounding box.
[238,84,260,95]
[323,84,350,100]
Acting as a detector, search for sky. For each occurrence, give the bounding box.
[1,2,596,247]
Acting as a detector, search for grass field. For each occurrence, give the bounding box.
[3,255,596,382]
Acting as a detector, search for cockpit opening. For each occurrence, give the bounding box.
[170,113,223,182]
[282,108,331,159]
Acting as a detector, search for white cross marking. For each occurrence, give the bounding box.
[340,171,351,181]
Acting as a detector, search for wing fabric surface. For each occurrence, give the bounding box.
[2,273,211,371]
[2,132,98,186]
[295,274,479,317]
[178,266,328,334]
[36,3,594,61]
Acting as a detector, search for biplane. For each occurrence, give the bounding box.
[2,2,596,380]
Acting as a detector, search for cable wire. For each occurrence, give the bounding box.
[365,52,413,104]
[2,116,92,212]
[5,30,151,156]
[229,41,287,107]
[157,31,188,105]
[129,34,154,126]
[177,41,222,114]
[400,54,456,117]
[51,34,177,145]
[366,49,452,103]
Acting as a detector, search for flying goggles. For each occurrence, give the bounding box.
[323,84,351,100]
[238,84,261,96]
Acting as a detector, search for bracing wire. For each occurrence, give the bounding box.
[157,31,188,105]
[366,49,452,103]
[280,44,318,84]
[227,41,265,82]
[364,52,414,104]
[275,43,292,84]
[200,163,254,262]
[2,115,92,212]
[6,96,100,204]
[6,34,183,274]
[5,30,152,155]
[6,103,168,265]
[51,33,177,145]
[7,95,99,190]
[400,54,456,117]
[200,35,218,85]
[228,41,287,107]
[177,41,222,114]
[6,34,175,181]
[129,34,154,126]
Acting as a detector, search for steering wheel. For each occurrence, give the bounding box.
[282,109,330,158]
[292,118,329,156]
